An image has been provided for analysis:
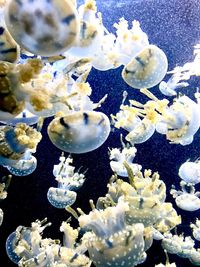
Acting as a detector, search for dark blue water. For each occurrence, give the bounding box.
[0,0,200,266]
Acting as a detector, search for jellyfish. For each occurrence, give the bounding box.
[0,58,43,121]
[67,0,104,58]
[190,219,200,241]
[159,78,189,97]
[47,154,86,208]
[0,174,12,226]
[178,161,200,185]
[6,151,37,176]
[79,200,150,267]
[122,45,168,89]
[170,181,200,211]
[156,95,200,145]
[6,218,91,266]
[48,111,110,153]
[0,109,39,126]
[114,19,149,65]
[161,232,195,259]
[109,143,142,177]
[4,0,80,56]
[0,123,42,170]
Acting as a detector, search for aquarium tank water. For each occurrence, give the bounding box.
[0,0,200,266]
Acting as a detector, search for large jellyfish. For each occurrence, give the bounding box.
[47,153,86,208]
[122,45,168,89]
[48,111,110,153]
[79,200,151,267]
[4,0,80,56]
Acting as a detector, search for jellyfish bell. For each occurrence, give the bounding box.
[47,111,110,154]
[0,208,3,226]
[175,193,200,211]
[6,153,37,176]
[178,161,200,185]
[6,231,21,264]
[4,0,80,56]
[122,45,168,89]
[47,187,77,209]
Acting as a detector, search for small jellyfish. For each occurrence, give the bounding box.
[122,45,168,89]
[47,154,86,208]
[6,152,37,176]
[178,161,200,185]
[109,143,142,177]
[48,111,110,153]
[159,79,189,97]
[5,0,80,56]
[0,123,42,169]
[170,181,200,211]
[190,219,200,241]
[0,208,3,226]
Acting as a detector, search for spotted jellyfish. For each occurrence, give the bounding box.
[109,143,142,177]
[156,95,200,145]
[122,45,168,89]
[67,0,104,58]
[0,123,42,170]
[178,160,200,185]
[47,153,86,208]
[170,181,200,211]
[79,200,151,267]
[48,108,110,154]
[4,0,80,56]
[114,18,149,65]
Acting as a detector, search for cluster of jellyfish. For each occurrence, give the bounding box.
[0,0,199,266]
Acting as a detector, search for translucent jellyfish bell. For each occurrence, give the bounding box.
[48,111,110,153]
[178,161,200,185]
[6,153,37,176]
[122,45,168,89]
[0,208,3,226]
[5,0,80,56]
[6,231,22,264]
[47,188,77,209]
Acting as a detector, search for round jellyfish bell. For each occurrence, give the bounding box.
[178,161,200,185]
[47,187,77,209]
[47,111,110,153]
[4,0,80,56]
[0,208,3,226]
[122,45,168,89]
[6,231,21,264]
[6,154,37,176]
[175,193,200,211]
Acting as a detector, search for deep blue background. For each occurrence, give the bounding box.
[0,0,200,266]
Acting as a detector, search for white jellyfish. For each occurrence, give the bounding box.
[5,0,80,56]
[67,0,104,58]
[159,78,189,97]
[178,161,200,185]
[109,142,142,177]
[47,154,86,208]
[190,219,200,241]
[48,111,110,153]
[122,45,168,89]
[114,19,149,65]
[170,181,200,211]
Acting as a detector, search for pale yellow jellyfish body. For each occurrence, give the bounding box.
[48,111,110,153]
[79,201,149,267]
[122,45,168,89]
[5,0,80,56]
